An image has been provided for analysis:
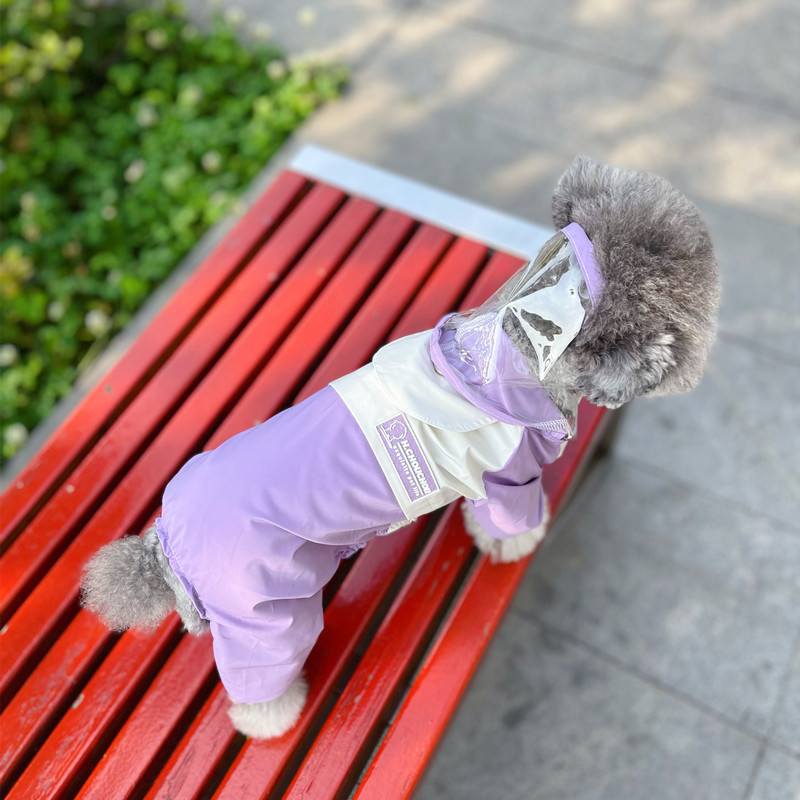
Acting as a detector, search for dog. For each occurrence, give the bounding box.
[81,156,720,739]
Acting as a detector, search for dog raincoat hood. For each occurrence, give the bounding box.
[429,223,604,433]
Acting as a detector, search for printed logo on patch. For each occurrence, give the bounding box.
[377,414,438,502]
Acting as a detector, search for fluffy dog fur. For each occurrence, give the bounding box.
[81,156,720,740]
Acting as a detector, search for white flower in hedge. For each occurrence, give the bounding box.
[253,23,273,40]
[178,85,204,108]
[47,301,65,322]
[27,64,46,84]
[145,28,169,50]
[201,150,222,174]
[20,192,37,212]
[266,59,287,81]
[62,241,82,259]
[85,308,112,338]
[224,7,244,26]
[253,96,273,118]
[298,7,317,26]
[0,344,19,367]
[286,56,311,84]
[4,423,28,451]
[5,78,24,98]
[136,103,159,128]
[21,223,41,243]
[101,205,118,221]
[182,24,199,41]
[124,159,146,183]
[209,190,230,207]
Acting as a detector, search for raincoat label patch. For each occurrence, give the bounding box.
[377,414,438,502]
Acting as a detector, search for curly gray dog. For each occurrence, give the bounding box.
[82,156,720,739]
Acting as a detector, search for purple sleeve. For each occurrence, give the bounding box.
[211,593,324,704]
[465,428,561,540]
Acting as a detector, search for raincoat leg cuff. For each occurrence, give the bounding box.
[461,498,550,564]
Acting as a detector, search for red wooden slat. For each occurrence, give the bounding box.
[142,685,234,800]
[0,201,396,784]
[0,171,308,549]
[0,191,371,702]
[353,402,610,800]
[6,623,180,800]
[0,609,111,792]
[74,633,215,800]
[0,184,346,626]
[283,504,472,800]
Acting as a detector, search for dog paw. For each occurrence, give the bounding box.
[228,675,309,739]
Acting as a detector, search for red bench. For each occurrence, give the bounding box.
[0,147,613,799]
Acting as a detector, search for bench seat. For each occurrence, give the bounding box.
[0,147,612,800]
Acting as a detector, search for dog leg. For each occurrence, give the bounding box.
[228,675,309,739]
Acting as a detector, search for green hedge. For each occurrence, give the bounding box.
[0,0,346,460]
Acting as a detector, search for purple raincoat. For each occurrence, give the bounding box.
[155,223,603,704]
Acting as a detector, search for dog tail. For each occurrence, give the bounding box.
[81,525,175,631]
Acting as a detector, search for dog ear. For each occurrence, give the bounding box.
[572,331,678,408]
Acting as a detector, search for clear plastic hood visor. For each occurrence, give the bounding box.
[431,223,603,432]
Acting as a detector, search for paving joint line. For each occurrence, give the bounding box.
[741,628,800,799]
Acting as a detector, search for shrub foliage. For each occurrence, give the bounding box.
[0,0,345,459]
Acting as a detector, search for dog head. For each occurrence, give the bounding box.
[552,156,721,408]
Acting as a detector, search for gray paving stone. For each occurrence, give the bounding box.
[296,5,800,225]
[771,636,800,755]
[749,748,800,800]
[517,459,800,736]
[663,0,800,113]
[184,0,405,66]
[424,0,676,69]
[697,199,800,363]
[611,337,800,528]
[414,612,758,800]
[299,106,576,225]
[426,0,800,115]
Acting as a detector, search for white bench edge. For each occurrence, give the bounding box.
[289,145,552,260]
